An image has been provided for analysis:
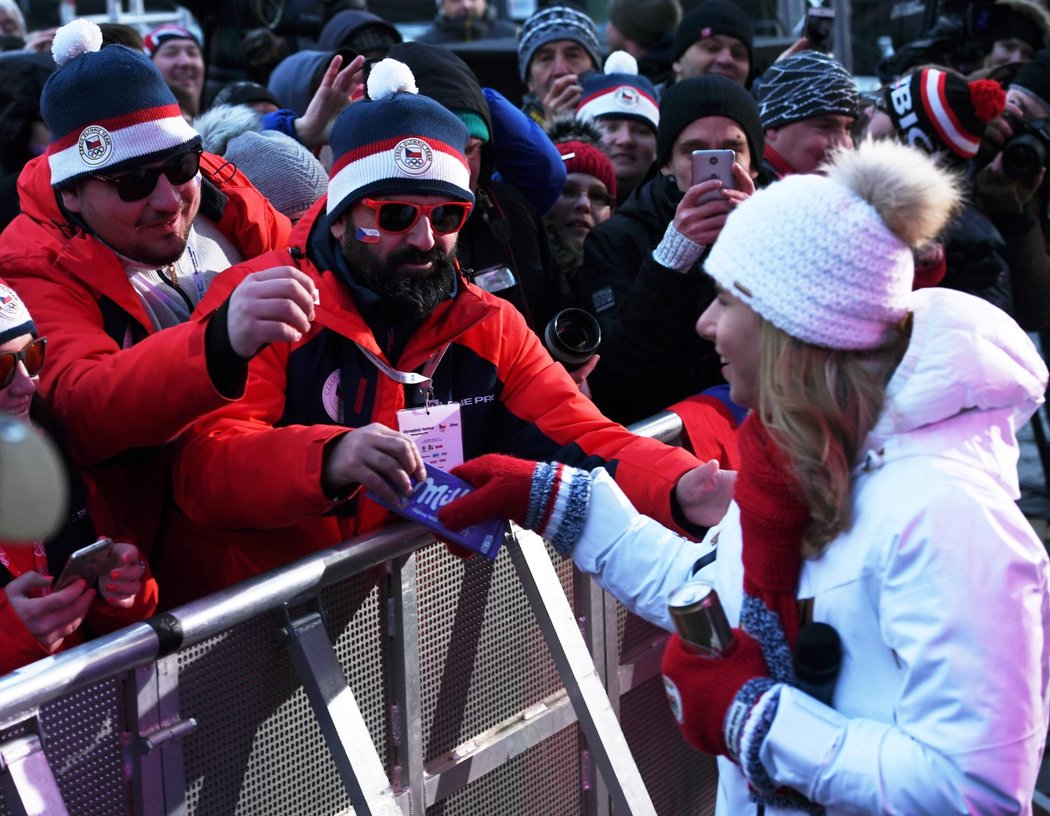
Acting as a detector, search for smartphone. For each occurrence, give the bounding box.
[804,6,836,53]
[691,149,736,204]
[54,537,120,591]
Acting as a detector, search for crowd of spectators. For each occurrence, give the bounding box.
[0,0,1048,812]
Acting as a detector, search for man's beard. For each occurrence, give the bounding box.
[342,236,457,322]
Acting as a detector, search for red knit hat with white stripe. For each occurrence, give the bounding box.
[41,19,201,187]
[883,67,1005,161]
[326,58,473,224]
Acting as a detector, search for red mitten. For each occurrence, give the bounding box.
[734,414,809,648]
[440,455,592,555]
[440,454,537,530]
[661,630,776,758]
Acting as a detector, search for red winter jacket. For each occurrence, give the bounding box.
[0,544,159,676]
[156,199,702,606]
[0,153,290,554]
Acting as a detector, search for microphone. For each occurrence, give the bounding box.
[793,622,842,706]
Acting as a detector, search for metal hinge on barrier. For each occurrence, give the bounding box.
[135,717,198,756]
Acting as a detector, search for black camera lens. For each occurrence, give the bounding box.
[1003,134,1048,181]
[543,308,601,371]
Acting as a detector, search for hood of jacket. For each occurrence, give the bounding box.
[267,50,333,116]
[867,287,1047,493]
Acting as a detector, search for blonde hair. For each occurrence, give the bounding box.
[758,318,911,557]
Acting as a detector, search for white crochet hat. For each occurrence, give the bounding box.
[704,140,960,350]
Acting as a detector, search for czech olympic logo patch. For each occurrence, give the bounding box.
[322,369,343,423]
[77,125,114,166]
[614,87,640,108]
[0,284,22,319]
[393,138,433,175]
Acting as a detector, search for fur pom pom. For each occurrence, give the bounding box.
[969,79,1006,123]
[604,50,638,75]
[367,58,417,101]
[824,139,962,249]
[52,19,102,67]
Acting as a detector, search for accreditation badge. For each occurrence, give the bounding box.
[396,402,463,470]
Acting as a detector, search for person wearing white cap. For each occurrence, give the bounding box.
[0,19,318,557]
[436,138,1050,815]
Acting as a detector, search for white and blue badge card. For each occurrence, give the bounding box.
[397,402,463,470]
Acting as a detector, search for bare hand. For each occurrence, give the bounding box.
[542,74,583,121]
[675,459,736,528]
[673,164,754,246]
[776,36,811,62]
[23,28,57,53]
[983,97,1022,153]
[567,353,599,397]
[295,54,366,151]
[227,266,319,358]
[97,542,147,609]
[322,423,427,504]
[5,572,95,652]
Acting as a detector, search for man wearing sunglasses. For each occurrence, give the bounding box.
[0,21,314,555]
[156,59,715,605]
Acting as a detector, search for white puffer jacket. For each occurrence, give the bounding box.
[571,288,1050,814]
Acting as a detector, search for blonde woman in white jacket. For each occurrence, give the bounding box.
[439,139,1050,814]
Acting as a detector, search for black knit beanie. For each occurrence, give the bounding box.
[656,73,763,168]
[608,0,683,49]
[756,50,858,130]
[1011,48,1050,110]
[672,0,753,65]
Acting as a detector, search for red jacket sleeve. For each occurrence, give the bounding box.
[14,274,231,466]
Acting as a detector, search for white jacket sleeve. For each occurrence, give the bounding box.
[570,468,715,632]
[760,484,1050,815]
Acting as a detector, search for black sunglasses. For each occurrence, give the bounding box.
[361,198,472,235]
[93,147,203,202]
[0,337,46,388]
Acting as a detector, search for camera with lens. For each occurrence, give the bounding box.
[543,308,601,372]
[1001,112,1050,183]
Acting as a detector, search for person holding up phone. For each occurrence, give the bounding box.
[578,74,763,426]
[0,283,157,675]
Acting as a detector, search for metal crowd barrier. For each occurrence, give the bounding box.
[0,411,717,816]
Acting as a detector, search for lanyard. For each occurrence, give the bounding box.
[352,341,450,404]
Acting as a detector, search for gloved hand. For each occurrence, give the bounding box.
[734,414,808,652]
[662,631,826,814]
[661,631,777,762]
[438,454,591,555]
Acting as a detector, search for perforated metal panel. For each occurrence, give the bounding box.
[620,678,717,816]
[0,678,128,816]
[427,725,584,816]
[177,568,386,816]
[415,540,573,768]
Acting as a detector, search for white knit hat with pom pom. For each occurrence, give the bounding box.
[41,18,200,186]
[576,50,660,133]
[704,139,962,350]
[326,58,473,223]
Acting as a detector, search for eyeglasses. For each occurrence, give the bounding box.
[92,147,203,203]
[0,337,46,389]
[360,198,472,235]
[560,183,613,209]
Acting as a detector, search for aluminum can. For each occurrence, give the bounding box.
[667,579,734,657]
